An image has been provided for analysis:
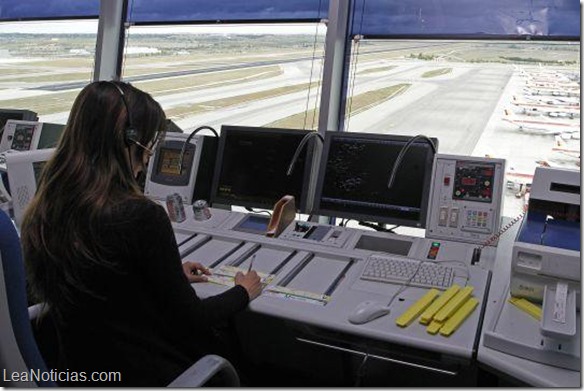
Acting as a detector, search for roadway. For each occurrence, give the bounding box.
[33,42,455,92]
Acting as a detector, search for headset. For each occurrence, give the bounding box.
[108,81,155,184]
[110,81,155,153]
[108,82,140,148]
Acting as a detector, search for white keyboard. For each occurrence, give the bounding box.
[360,254,454,289]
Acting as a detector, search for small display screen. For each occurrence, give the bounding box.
[37,122,65,149]
[12,124,36,151]
[157,148,182,176]
[306,226,332,241]
[234,215,270,234]
[453,161,496,203]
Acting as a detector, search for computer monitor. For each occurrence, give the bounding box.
[210,125,313,212]
[0,108,37,131]
[313,132,438,228]
[5,148,55,227]
[37,122,65,149]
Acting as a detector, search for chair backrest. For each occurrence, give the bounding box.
[0,209,56,387]
[168,354,241,387]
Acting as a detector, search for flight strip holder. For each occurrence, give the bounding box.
[268,253,355,304]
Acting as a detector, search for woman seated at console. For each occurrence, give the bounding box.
[21,81,262,386]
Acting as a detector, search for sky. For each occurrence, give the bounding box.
[0,20,324,35]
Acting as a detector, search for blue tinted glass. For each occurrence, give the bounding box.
[351,0,580,38]
[0,0,99,21]
[128,0,329,23]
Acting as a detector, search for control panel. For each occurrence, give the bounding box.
[426,154,505,246]
[0,120,64,154]
[279,221,354,248]
[0,120,43,152]
[144,132,217,205]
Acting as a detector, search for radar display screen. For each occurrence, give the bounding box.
[453,161,495,203]
[211,126,311,211]
[314,133,437,228]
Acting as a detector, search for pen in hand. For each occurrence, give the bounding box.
[247,254,256,273]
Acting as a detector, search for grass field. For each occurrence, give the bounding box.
[165,79,321,119]
[267,83,411,129]
[0,34,578,123]
[359,65,397,75]
[133,66,283,95]
[422,68,452,78]
[0,66,283,115]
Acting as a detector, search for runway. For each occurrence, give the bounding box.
[0,43,579,217]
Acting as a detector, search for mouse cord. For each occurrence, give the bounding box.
[385,259,426,307]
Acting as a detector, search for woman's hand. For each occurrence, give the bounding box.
[182,261,211,283]
[234,271,262,301]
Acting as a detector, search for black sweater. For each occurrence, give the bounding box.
[33,198,249,386]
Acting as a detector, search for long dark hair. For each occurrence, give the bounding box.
[21,81,166,312]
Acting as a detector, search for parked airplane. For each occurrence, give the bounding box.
[503,111,580,139]
[525,81,579,91]
[523,87,579,98]
[512,95,579,108]
[508,105,580,119]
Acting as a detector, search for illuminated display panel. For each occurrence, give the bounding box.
[452,161,496,203]
[156,147,182,176]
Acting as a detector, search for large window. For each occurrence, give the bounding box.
[0,20,98,124]
[121,23,326,132]
[343,39,580,216]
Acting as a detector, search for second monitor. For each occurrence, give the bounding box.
[313,132,438,228]
[211,125,313,212]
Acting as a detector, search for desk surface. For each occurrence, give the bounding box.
[172,207,491,360]
[477,218,581,387]
[171,206,581,386]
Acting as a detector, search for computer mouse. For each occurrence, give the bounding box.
[348,301,390,325]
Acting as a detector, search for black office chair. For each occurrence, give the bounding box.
[0,210,239,387]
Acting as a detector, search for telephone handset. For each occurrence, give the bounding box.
[470,210,526,264]
[425,154,506,246]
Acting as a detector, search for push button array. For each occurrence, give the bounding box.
[465,210,488,228]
